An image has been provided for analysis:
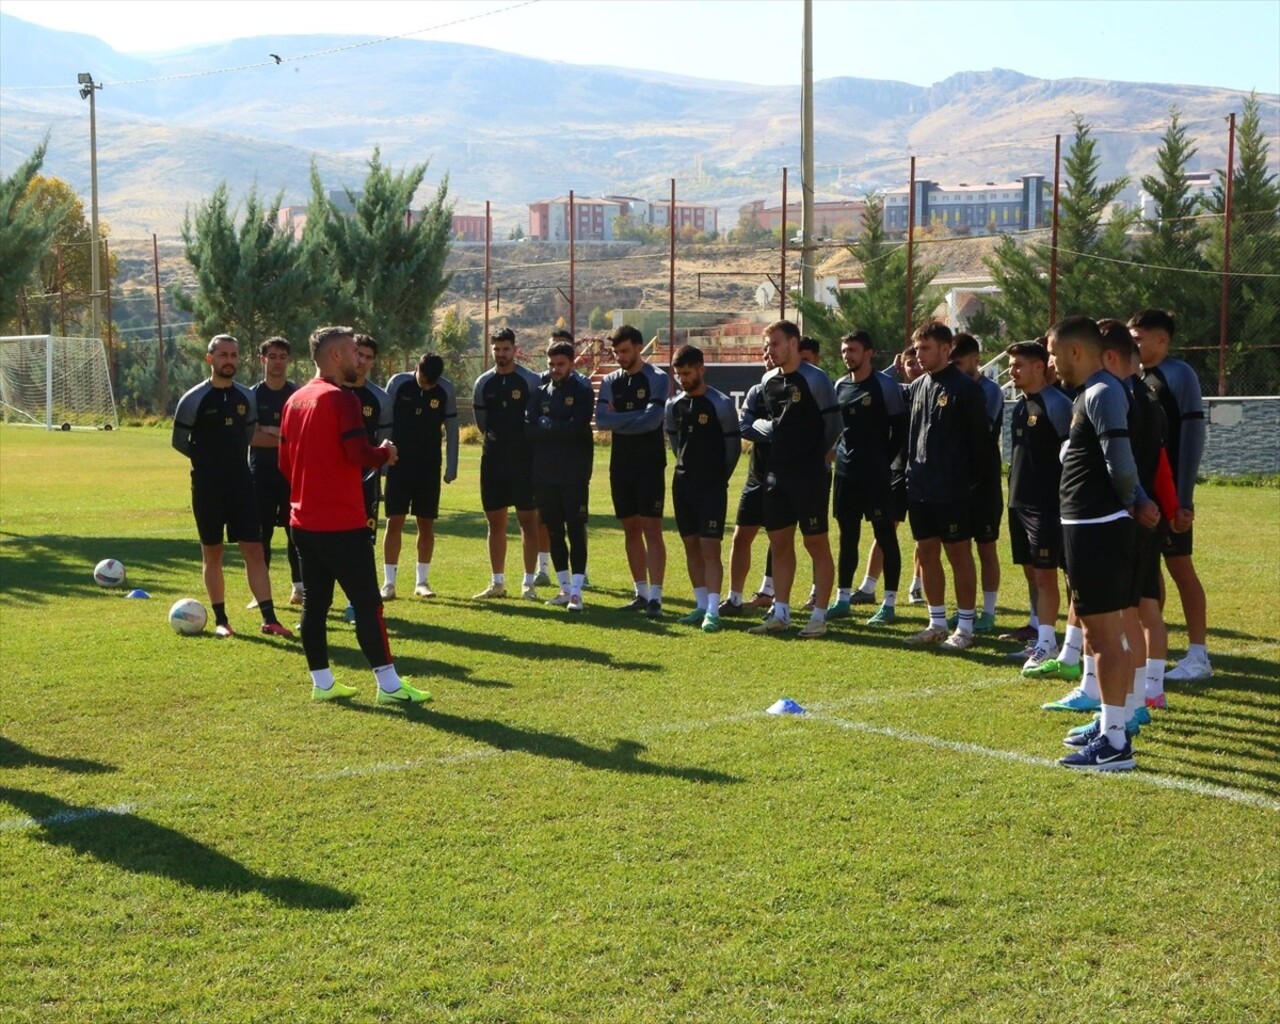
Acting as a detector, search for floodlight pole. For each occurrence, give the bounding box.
[800,0,815,316]
[79,72,104,342]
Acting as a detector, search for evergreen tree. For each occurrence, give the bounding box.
[433,305,476,386]
[0,139,66,329]
[176,183,318,349]
[791,194,940,376]
[305,149,453,366]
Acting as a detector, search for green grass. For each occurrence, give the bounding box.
[2,425,1278,1023]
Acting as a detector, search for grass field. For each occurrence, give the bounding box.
[1,425,1277,1024]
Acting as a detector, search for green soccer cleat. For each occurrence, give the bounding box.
[826,599,852,620]
[865,603,896,626]
[677,608,707,625]
[311,681,358,702]
[973,612,996,633]
[1022,658,1083,681]
[701,612,722,634]
[376,682,433,706]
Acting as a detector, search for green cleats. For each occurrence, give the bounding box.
[826,600,852,620]
[701,612,722,634]
[1022,658,1083,681]
[311,681,358,702]
[677,608,707,625]
[376,681,433,706]
[865,604,896,626]
[973,612,996,633]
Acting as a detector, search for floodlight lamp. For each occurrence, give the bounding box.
[79,86,92,100]
[77,72,93,85]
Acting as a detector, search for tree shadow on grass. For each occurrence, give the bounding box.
[0,787,357,911]
[0,738,117,774]
[1137,753,1280,799]
[391,620,653,672]
[338,705,741,785]
[1,532,198,606]
[326,647,514,689]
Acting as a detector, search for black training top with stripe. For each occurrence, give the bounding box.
[473,365,542,469]
[527,372,596,485]
[759,362,841,481]
[248,379,298,475]
[1059,369,1141,521]
[1008,385,1073,511]
[1125,375,1169,500]
[385,373,459,477]
[348,380,391,445]
[1142,357,1204,509]
[596,363,669,472]
[906,364,990,504]
[834,369,907,483]
[665,386,741,484]
[738,381,771,488]
[171,379,257,476]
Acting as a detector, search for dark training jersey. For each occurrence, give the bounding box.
[833,369,907,484]
[664,387,741,484]
[248,379,298,476]
[596,363,669,472]
[1008,385,1073,511]
[172,379,258,476]
[738,382,772,489]
[473,364,542,469]
[1059,369,1142,523]
[527,372,596,485]
[349,380,391,445]
[385,373,459,477]
[1125,375,1169,503]
[906,364,991,504]
[759,361,841,481]
[1141,357,1204,510]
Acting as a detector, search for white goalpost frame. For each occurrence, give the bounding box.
[0,335,119,431]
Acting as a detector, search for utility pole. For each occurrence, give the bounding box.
[78,72,103,341]
[800,0,816,313]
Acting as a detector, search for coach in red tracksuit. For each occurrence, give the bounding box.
[279,325,427,704]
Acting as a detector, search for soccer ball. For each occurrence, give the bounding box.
[168,598,208,635]
[94,558,126,588]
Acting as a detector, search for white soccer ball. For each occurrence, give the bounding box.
[168,598,208,635]
[94,558,127,588]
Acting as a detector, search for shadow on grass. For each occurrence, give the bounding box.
[326,647,514,689]
[1137,754,1280,799]
[0,738,117,774]
[391,620,653,672]
[0,787,357,911]
[0,532,200,606]
[338,705,741,785]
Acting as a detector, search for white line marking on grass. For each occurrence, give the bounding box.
[0,802,139,831]
[317,748,505,780]
[806,712,1280,813]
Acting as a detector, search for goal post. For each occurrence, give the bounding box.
[0,335,119,430]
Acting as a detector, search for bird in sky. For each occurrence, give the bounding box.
[270,53,282,64]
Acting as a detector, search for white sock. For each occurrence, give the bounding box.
[837,587,852,602]
[911,575,922,592]
[493,572,505,586]
[760,576,775,596]
[859,575,878,594]
[1029,610,1040,628]
[1081,654,1100,700]
[1187,643,1208,662]
[957,608,976,636]
[982,590,997,617]
[694,586,709,611]
[928,604,947,630]
[570,572,585,597]
[634,580,647,597]
[1100,703,1128,750]
[1125,667,1145,718]
[416,562,430,586]
[1059,624,1083,665]
[1036,624,1056,651]
[774,601,791,624]
[883,590,897,608]
[523,572,537,587]
[808,584,817,601]
[707,592,720,614]
[809,607,826,624]
[293,581,305,594]
[310,668,335,690]
[650,585,663,603]
[384,565,398,586]
[557,569,570,589]
[373,663,402,694]
[1145,658,1166,700]
[538,551,551,572]
[729,589,743,604]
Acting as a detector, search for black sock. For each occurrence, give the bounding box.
[213,602,228,627]
[259,599,278,625]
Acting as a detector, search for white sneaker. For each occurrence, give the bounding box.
[413,583,436,598]
[288,590,305,606]
[521,584,539,601]
[908,585,925,605]
[1021,646,1053,673]
[747,613,789,636]
[473,583,508,599]
[379,583,396,600]
[797,617,828,639]
[942,629,976,652]
[1166,655,1212,681]
[546,591,571,607]
[245,598,259,610]
[567,593,584,613]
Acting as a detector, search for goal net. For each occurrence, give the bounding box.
[0,336,119,430]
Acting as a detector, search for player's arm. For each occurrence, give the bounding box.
[472,373,489,436]
[881,375,909,466]
[967,387,994,487]
[170,386,201,457]
[1087,383,1143,507]
[336,392,392,468]
[663,398,679,456]
[241,386,258,446]
[443,379,459,482]
[739,384,773,443]
[810,368,842,453]
[714,391,742,480]
[1169,362,1205,510]
[627,367,669,434]
[593,374,623,430]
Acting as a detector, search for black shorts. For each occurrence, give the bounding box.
[536,481,590,526]
[610,464,665,519]
[673,478,728,539]
[736,483,766,528]
[971,479,1004,544]
[891,480,908,523]
[191,472,261,547]
[384,463,441,519]
[1009,506,1061,569]
[252,468,290,529]
[1161,524,1193,558]
[1134,524,1164,603]
[480,458,536,513]
[1063,518,1136,617]
[908,500,971,544]
[832,472,894,527]
[763,473,829,536]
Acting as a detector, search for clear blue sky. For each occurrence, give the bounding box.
[1,0,1277,93]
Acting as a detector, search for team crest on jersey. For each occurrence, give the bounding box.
[937,394,949,408]
[363,404,373,418]
[430,398,440,409]
[790,387,802,403]
[637,388,647,399]
[542,402,550,414]
[861,395,872,406]
[237,403,247,415]
[1027,414,1038,427]
[565,396,574,406]
[512,389,522,399]
[698,413,709,425]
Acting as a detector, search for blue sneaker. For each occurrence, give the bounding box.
[342,603,356,624]
[1064,716,1140,747]
[826,600,852,620]
[1131,705,1152,726]
[1059,733,1136,772]
[1041,687,1102,713]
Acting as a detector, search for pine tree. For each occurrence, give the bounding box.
[304,149,453,367]
[0,139,66,329]
[176,184,319,349]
